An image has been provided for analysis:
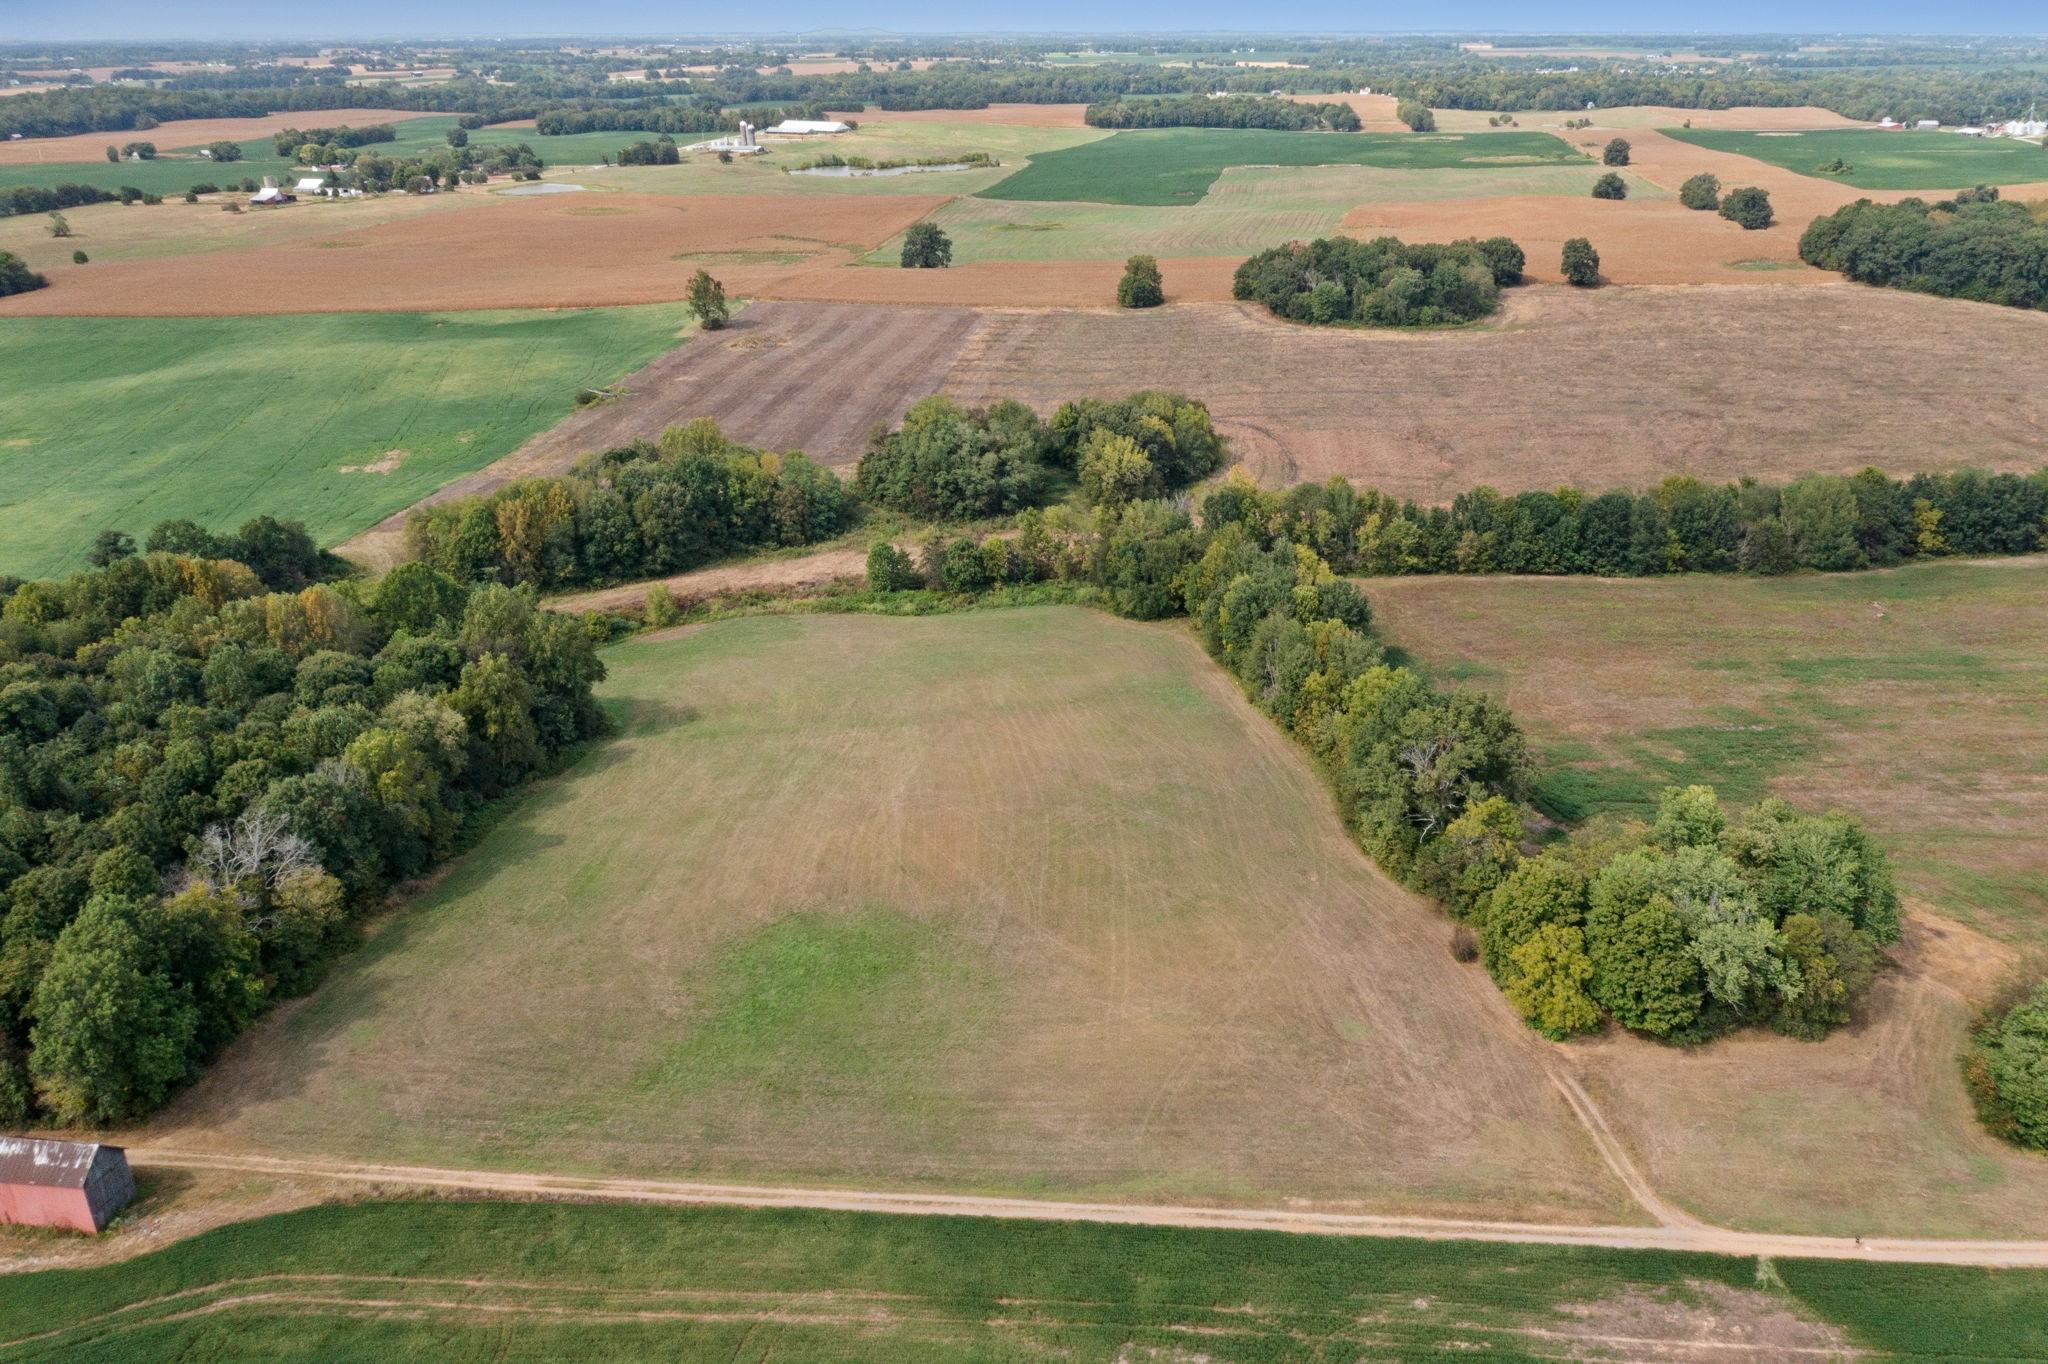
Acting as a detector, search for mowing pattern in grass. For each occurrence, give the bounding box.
[979,127,1587,205]
[150,608,1622,1219]
[16,1201,2038,1361]
[0,306,690,578]
[1369,559,2048,934]
[1664,127,2048,190]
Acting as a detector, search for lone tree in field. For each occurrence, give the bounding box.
[1561,237,1601,287]
[1679,172,1721,210]
[685,269,729,330]
[1719,186,1774,230]
[901,222,952,269]
[47,212,70,238]
[1117,254,1164,308]
[1591,172,1627,200]
[1397,100,1436,132]
[1602,137,1631,166]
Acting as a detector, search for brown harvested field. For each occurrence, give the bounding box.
[0,108,428,164]
[861,102,1092,127]
[0,191,951,316]
[143,608,1637,1221]
[1285,91,1412,133]
[343,288,2048,558]
[1434,104,1864,133]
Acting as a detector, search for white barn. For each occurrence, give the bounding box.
[764,119,851,135]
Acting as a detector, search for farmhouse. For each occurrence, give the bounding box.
[764,119,852,135]
[0,1137,136,1233]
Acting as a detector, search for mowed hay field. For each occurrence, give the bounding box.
[0,306,688,578]
[1369,560,2048,1237]
[151,608,1629,1221]
[15,1204,2045,1363]
[1667,127,2048,191]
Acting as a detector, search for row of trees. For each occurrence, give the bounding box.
[860,497,1894,1045]
[853,391,1227,520]
[405,423,850,590]
[1233,235,1524,327]
[0,183,120,220]
[1202,465,2048,577]
[1082,95,1362,131]
[0,538,607,1125]
[1798,197,2048,311]
[269,123,398,156]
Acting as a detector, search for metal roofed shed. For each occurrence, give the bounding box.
[764,119,852,135]
[0,1137,137,1233]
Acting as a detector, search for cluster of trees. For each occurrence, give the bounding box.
[102,140,156,161]
[1479,787,1897,1041]
[0,252,48,297]
[1965,979,2048,1152]
[1720,186,1774,230]
[1082,95,1361,131]
[616,137,681,165]
[1799,197,2048,311]
[0,539,606,1125]
[405,422,850,590]
[854,391,1226,520]
[1201,464,2048,577]
[1396,99,1435,131]
[0,183,121,219]
[269,123,397,156]
[1233,235,1523,327]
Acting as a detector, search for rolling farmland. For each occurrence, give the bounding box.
[0,306,689,577]
[1665,127,2048,190]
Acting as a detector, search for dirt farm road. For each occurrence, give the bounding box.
[126,1144,2048,1268]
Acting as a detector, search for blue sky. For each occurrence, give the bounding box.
[4,3,2030,41]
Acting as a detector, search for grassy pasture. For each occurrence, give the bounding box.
[14,1200,2044,1361]
[150,607,1624,1221]
[1664,127,2048,189]
[880,161,1655,264]
[1366,558,2048,935]
[0,306,689,578]
[979,127,1588,205]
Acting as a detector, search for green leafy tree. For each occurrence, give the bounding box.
[1739,516,1796,574]
[1503,923,1600,1039]
[1602,137,1631,166]
[1396,100,1436,132]
[685,269,729,330]
[1077,430,1158,508]
[47,211,71,237]
[1720,186,1774,230]
[29,901,198,1124]
[1969,981,2048,1149]
[901,221,952,269]
[1591,172,1628,200]
[1652,784,1725,849]
[205,139,244,162]
[0,253,50,296]
[865,541,921,591]
[87,529,136,568]
[1116,254,1164,308]
[1479,853,1587,981]
[1679,172,1721,210]
[1561,237,1600,286]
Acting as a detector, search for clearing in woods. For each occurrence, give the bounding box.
[1370,558,2048,1238]
[1664,126,2048,190]
[147,608,1633,1224]
[0,306,689,579]
[979,126,1589,205]
[18,1201,2041,1361]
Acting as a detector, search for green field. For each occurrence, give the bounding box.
[0,306,690,578]
[4,1200,2045,1360]
[0,115,465,197]
[979,127,1588,205]
[1368,557,2048,936]
[1665,127,2048,189]
[149,607,1626,1221]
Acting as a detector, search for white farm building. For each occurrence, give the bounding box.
[764,119,852,135]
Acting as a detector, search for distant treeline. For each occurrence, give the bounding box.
[0,183,120,219]
[269,122,396,155]
[1083,95,1361,131]
[1799,195,2048,312]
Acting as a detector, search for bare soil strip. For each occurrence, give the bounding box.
[120,1149,2048,1266]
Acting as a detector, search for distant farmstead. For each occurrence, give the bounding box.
[0,1137,136,1233]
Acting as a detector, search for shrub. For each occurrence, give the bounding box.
[1560,237,1600,286]
[1719,186,1774,230]
[1449,925,1479,963]
[865,542,921,592]
[900,221,951,269]
[1116,254,1164,308]
[1591,172,1627,200]
[1602,137,1630,166]
[71,250,88,265]
[642,584,681,628]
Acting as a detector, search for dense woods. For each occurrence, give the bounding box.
[1799,196,2048,311]
[0,531,605,1126]
[1233,235,1523,326]
[1083,95,1361,131]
